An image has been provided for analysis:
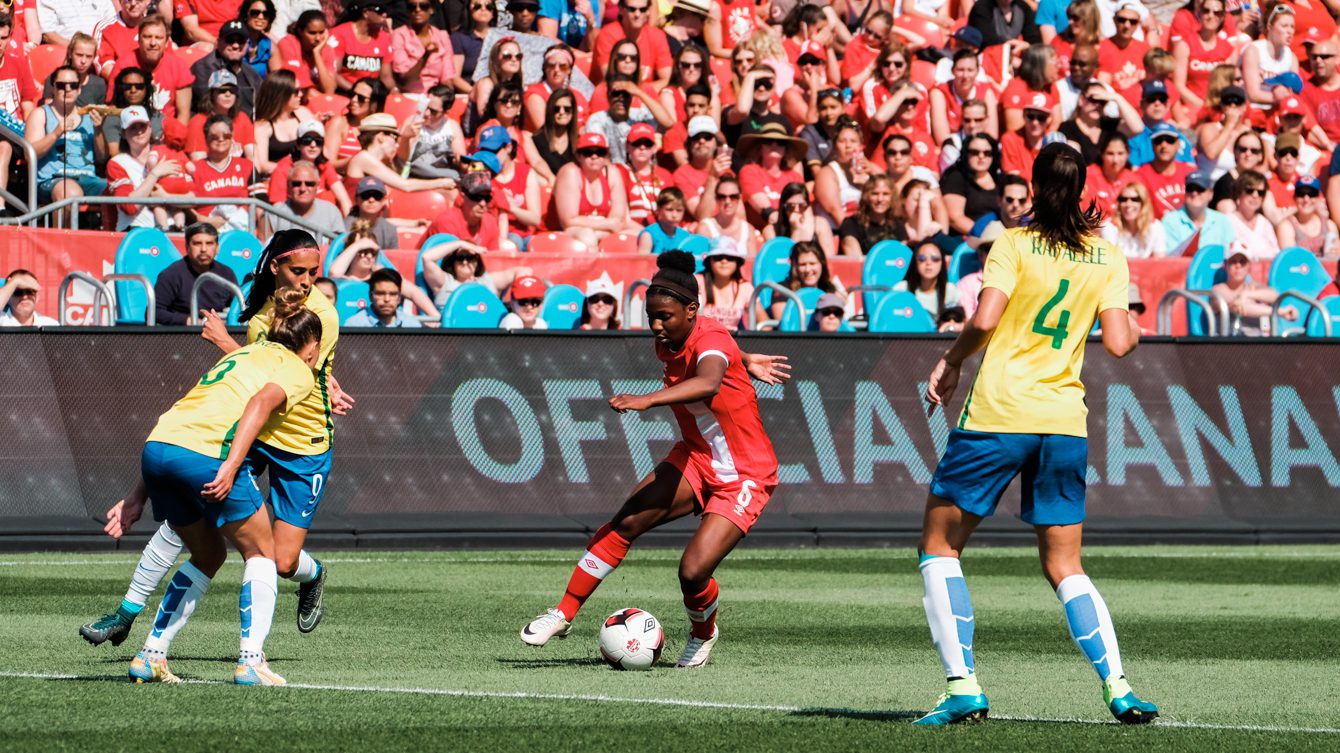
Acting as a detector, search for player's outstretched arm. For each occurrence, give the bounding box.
[610,355,728,413]
[200,309,242,354]
[103,479,148,539]
[741,352,792,385]
[202,384,288,502]
[926,288,1006,413]
[1099,307,1141,358]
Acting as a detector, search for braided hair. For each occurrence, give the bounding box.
[646,250,700,306]
[241,229,320,322]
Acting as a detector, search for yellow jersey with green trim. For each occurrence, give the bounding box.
[247,288,340,455]
[147,342,317,459]
[957,227,1128,438]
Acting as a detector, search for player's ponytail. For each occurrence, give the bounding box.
[267,286,323,354]
[647,250,700,306]
[241,229,320,322]
[1028,142,1103,255]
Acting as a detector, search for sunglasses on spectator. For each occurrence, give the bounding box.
[216,85,238,94]
[545,60,572,71]
[1313,53,1337,60]
[680,60,703,69]
[1242,187,1266,197]
[1235,144,1262,153]
[882,58,905,68]
[517,298,544,307]
[784,201,809,212]
[817,307,843,318]
[916,254,942,262]
[1220,95,1245,106]
[577,149,607,158]
[207,131,232,141]
[1276,147,1299,158]
[630,139,655,149]
[223,34,247,45]
[290,180,318,188]
[408,1,433,8]
[123,81,147,90]
[351,93,371,102]
[755,79,775,91]
[624,3,650,13]
[1152,135,1179,146]
[1003,196,1028,204]
[298,135,324,146]
[361,192,386,201]
[554,104,573,113]
[500,97,522,106]
[425,107,443,116]
[1200,7,1223,16]
[1185,185,1209,194]
[54,81,79,91]
[1024,111,1049,122]
[1297,188,1320,198]
[798,55,822,66]
[1144,93,1169,104]
[615,52,637,62]
[470,1,489,9]
[1115,15,1140,26]
[1117,195,1141,204]
[465,191,493,202]
[716,191,740,201]
[967,148,992,157]
[12,287,37,298]
[248,7,271,17]
[589,294,616,305]
[500,51,522,61]
[885,147,910,157]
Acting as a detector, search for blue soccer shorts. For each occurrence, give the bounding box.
[246,443,333,529]
[141,441,265,529]
[929,429,1088,526]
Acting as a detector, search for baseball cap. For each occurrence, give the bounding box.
[297,120,325,139]
[1219,85,1247,104]
[687,115,718,138]
[207,69,238,89]
[1226,249,1250,264]
[1296,174,1323,192]
[511,275,545,299]
[461,171,493,201]
[952,25,983,50]
[1264,72,1304,94]
[1275,131,1302,153]
[626,122,657,147]
[814,292,845,313]
[577,132,608,152]
[510,0,539,7]
[798,40,827,62]
[463,150,502,175]
[1149,121,1181,140]
[356,176,386,197]
[1024,92,1050,112]
[1185,171,1213,190]
[476,124,513,152]
[1114,0,1147,17]
[1142,80,1169,100]
[584,271,624,300]
[220,20,247,40]
[1300,25,1329,45]
[119,105,150,129]
[1278,96,1307,117]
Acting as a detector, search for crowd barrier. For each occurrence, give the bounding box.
[3,330,1338,548]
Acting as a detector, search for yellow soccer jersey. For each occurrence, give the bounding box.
[958,227,1128,438]
[147,342,317,459]
[247,288,340,455]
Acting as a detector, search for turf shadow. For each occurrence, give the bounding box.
[495,657,606,669]
[789,707,922,722]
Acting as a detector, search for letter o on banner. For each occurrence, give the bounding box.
[451,378,545,483]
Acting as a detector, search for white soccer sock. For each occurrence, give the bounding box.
[920,555,976,680]
[142,560,210,655]
[123,523,184,611]
[1056,573,1125,681]
[240,557,278,658]
[287,550,320,584]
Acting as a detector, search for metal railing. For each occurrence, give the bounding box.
[0,195,342,243]
[623,278,651,330]
[57,271,113,326]
[748,282,803,331]
[0,120,38,214]
[1156,289,1226,337]
[1273,290,1330,338]
[188,272,246,325]
[103,273,156,325]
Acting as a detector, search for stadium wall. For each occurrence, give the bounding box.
[3,330,1339,549]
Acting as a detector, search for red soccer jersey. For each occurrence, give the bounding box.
[618,163,674,226]
[656,316,778,488]
[1135,161,1195,218]
[1052,36,1074,79]
[1098,37,1150,108]
[840,34,880,86]
[999,129,1041,182]
[191,155,253,215]
[1300,81,1340,143]
[1168,6,1235,46]
[525,81,589,129]
[109,51,194,120]
[738,164,803,224]
[871,123,938,172]
[275,34,339,90]
[186,112,256,155]
[174,0,240,36]
[1183,31,1236,101]
[715,0,758,51]
[7,0,32,50]
[495,162,535,236]
[1000,78,1056,113]
[422,204,501,250]
[94,16,140,73]
[1267,171,1297,212]
[935,80,993,135]
[328,22,394,83]
[593,23,672,84]
[0,52,38,119]
[107,146,195,215]
[673,161,709,205]
[268,155,341,203]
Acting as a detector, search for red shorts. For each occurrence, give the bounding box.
[665,442,775,535]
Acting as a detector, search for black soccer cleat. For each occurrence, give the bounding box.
[296,562,327,633]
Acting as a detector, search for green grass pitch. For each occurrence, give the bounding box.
[2,545,1338,752]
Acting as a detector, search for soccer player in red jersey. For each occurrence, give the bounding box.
[521,251,787,668]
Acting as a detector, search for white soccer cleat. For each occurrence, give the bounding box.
[675,625,719,668]
[520,608,572,646]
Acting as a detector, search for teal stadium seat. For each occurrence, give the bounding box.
[334,280,371,324]
[1269,247,1331,297]
[861,239,913,314]
[1185,245,1225,336]
[947,241,978,283]
[216,230,263,282]
[1305,297,1340,337]
[677,233,711,273]
[868,290,936,333]
[752,237,794,310]
[226,281,252,326]
[778,286,823,332]
[541,284,585,329]
[322,233,395,275]
[114,227,181,324]
[441,282,507,328]
[415,233,459,290]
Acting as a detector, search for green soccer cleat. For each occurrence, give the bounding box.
[1105,676,1158,724]
[296,562,327,634]
[80,608,136,647]
[913,677,989,725]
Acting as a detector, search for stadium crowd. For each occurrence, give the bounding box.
[2,0,1340,332]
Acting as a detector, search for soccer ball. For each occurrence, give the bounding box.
[598,608,665,670]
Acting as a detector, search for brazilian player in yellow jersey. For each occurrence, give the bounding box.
[129,287,322,686]
[912,144,1159,726]
[81,230,349,651]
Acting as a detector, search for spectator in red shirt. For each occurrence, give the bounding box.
[93,0,149,77]
[552,132,636,248]
[870,80,937,173]
[0,16,37,196]
[661,43,719,129]
[1301,39,1340,151]
[1267,132,1303,213]
[706,0,761,58]
[328,0,397,95]
[839,9,890,89]
[525,44,588,132]
[422,171,503,250]
[592,0,672,87]
[781,40,833,128]
[176,0,239,45]
[268,121,353,215]
[1000,43,1060,133]
[1097,2,1150,108]
[1084,132,1136,218]
[1135,122,1196,217]
[273,10,338,94]
[1000,93,1052,181]
[675,115,729,219]
[190,114,254,232]
[1171,0,1235,115]
[108,16,193,129]
[619,122,674,226]
[930,49,999,148]
[663,83,711,168]
[738,121,807,229]
[186,70,255,162]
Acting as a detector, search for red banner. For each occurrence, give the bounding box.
[4,226,1331,334]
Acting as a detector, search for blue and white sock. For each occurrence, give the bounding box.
[240,557,278,662]
[142,561,210,657]
[1057,573,1125,681]
[123,523,184,612]
[287,550,321,584]
[919,554,975,680]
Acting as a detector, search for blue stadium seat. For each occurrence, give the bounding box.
[1305,297,1340,338]
[868,291,936,333]
[334,280,371,324]
[947,241,978,284]
[216,230,263,282]
[415,233,459,290]
[778,287,824,332]
[441,282,507,328]
[114,227,181,324]
[676,233,710,255]
[1186,245,1225,336]
[1269,246,1331,298]
[861,239,913,314]
[541,284,585,329]
[322,232,395,275]
[226,281,252,326]
[752,237,794,310]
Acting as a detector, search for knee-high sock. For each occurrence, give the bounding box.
[683,578,719,639]
[123,523,184,613]
[1056,573,1124,681]
[240,557,278,658]
[920,554,975,680]
[142,561,210,655]
[556,524,631,619]
[287,550,321,584]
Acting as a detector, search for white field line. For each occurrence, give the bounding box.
[2,671,1338,735]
